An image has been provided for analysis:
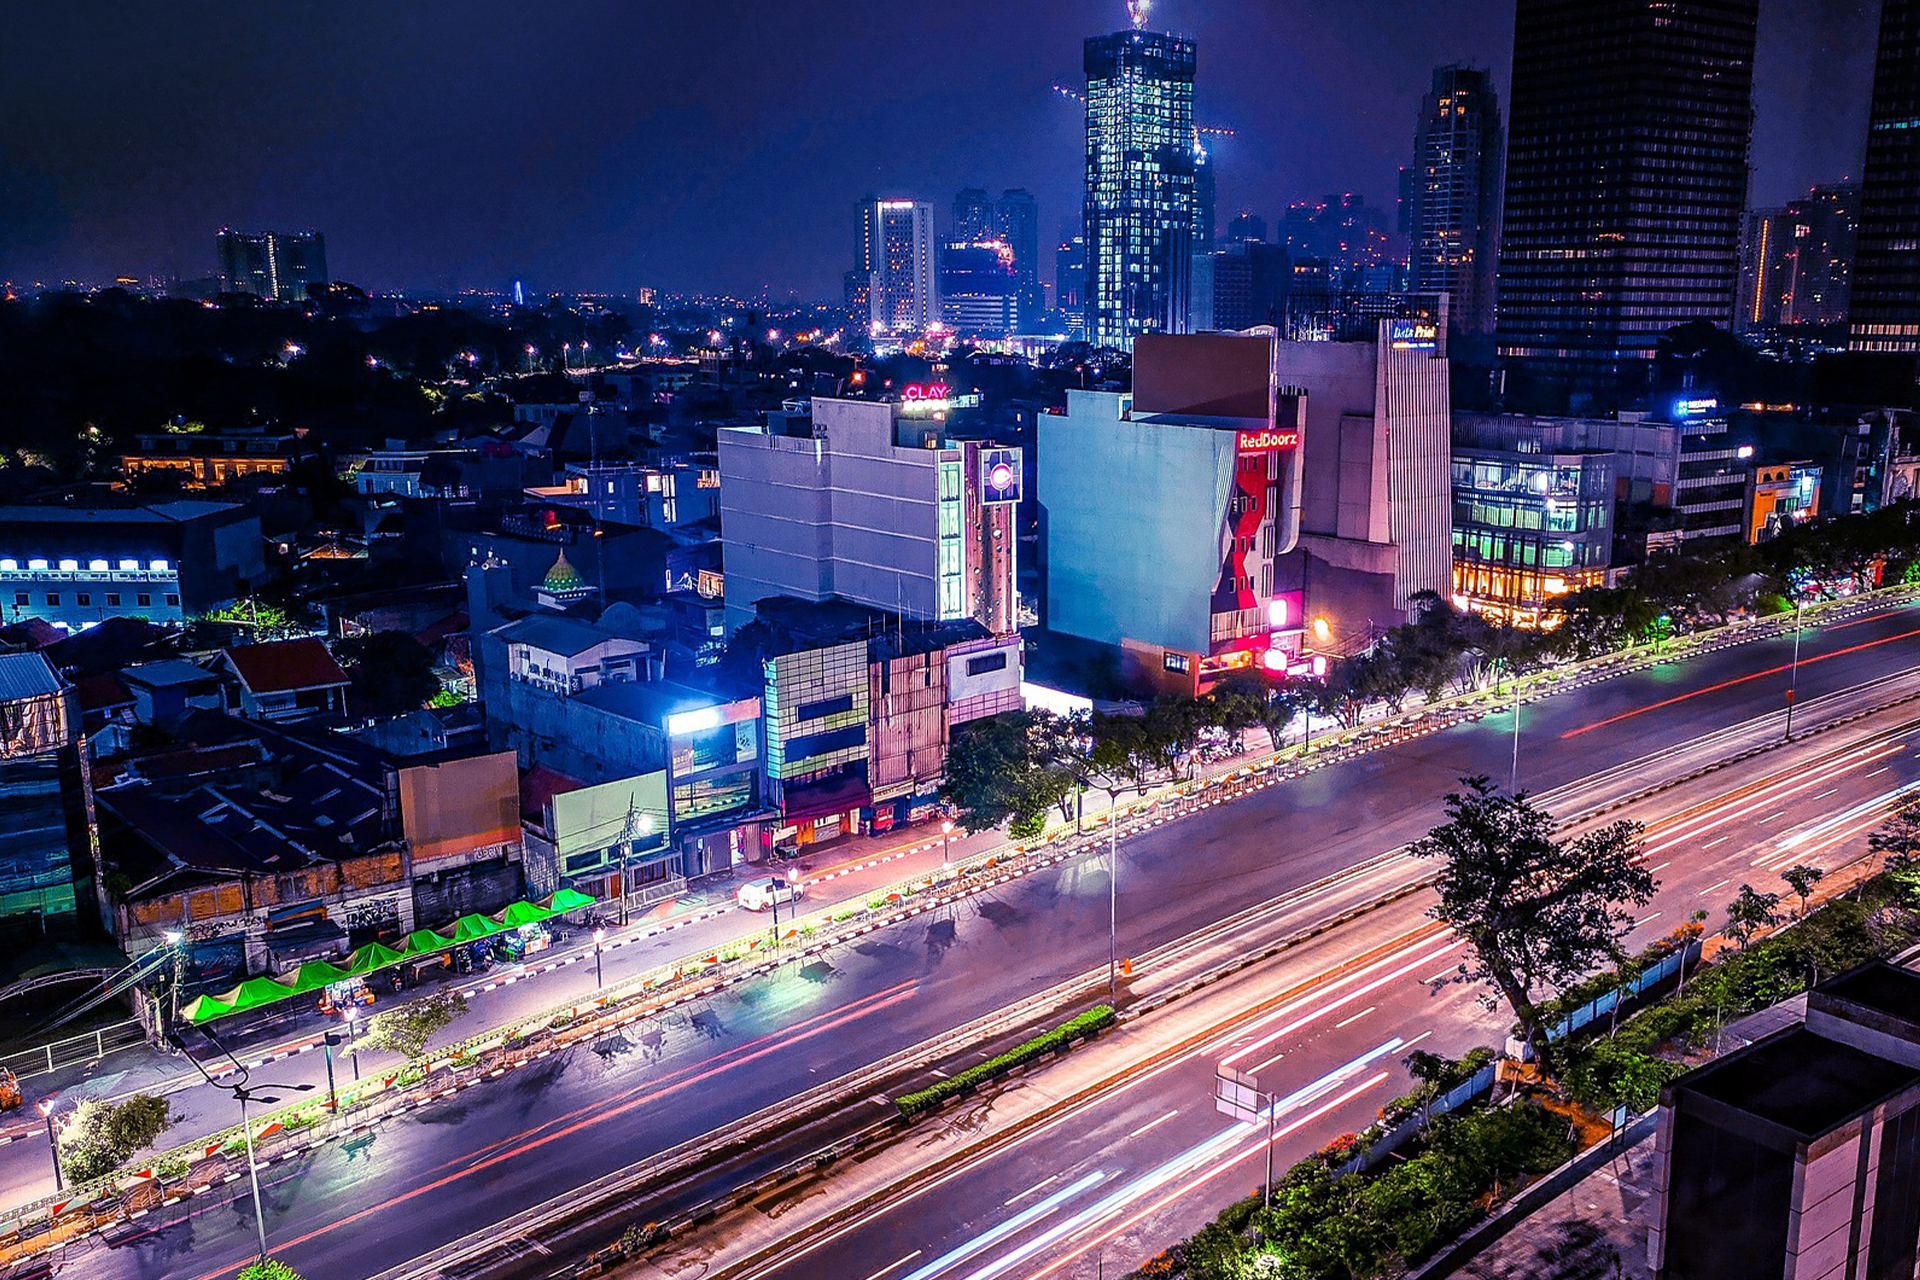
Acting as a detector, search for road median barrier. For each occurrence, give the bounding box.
[892,1005,1116,1120]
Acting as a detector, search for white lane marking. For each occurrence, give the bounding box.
[1635,912,1663,927]
[1003,1174,1059,1207]
[1868,767,1891,779]
[1812,788,1840,801]
[1703,878,1731,895]
[1127,1109,1181,1140]
[1759,812,1786,824]
[1402,1029,1435,1051]
[866,1250,924,1280]
[1333,1005,1377,1030]
[1703,836,1730,850]
[1420,965,1457,984]
[1650,860,1672,873]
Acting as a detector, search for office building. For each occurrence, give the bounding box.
[717,395,1021,636]
[953,188,994,242]
[216,228,328,302]
[939,241,1021,336]
[1056,234,1088,335]
[1224,212,1267,245]
[0,654,95,937]
[1739,183,1858,332]
[856,199,936,335]
[1450,441,1614,627]
[1849,0,1920,352]
[1496,0,1757,410]
[1191,139,1216,256]
[1408,65,1504,344]
[1083,26,1198,347]
[1650,961,1920,1280]
[1192,240,1290,331]
[1272,315,1454,642]
[0,500,266,632]
[993,189,1044,327]
[1039,331,1310,691]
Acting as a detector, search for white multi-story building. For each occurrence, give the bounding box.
[717,396,1020,637]
[859,200,937,335]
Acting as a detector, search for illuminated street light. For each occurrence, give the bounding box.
[592,927,606,989]
[940,818,954,865]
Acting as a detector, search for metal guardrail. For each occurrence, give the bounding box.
[0,1020,145,1083]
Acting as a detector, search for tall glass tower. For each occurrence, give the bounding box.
[1083,27,1197,349]
[1495,0,1756,412]
[1849,0,1920,352]
[1408,65,1503,347]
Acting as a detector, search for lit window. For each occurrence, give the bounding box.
[57,559,77,572]
[150,559,171,572]
[88,559,108,572]
[27,559,47,570]
[0,560,14,571]
[118,559,139,571]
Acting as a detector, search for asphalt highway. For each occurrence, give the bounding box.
[46,601,1920,1280]
[728,706,1920,1280]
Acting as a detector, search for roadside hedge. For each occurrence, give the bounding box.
[894,1005,1116,1118]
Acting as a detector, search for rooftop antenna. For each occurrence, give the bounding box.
[1128,0,1151,28]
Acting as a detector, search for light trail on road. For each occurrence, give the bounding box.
[1559,625,1920,739]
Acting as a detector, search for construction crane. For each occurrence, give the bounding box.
[1050,82,1236,138]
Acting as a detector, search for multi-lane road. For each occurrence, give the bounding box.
[726,704,1920,1280]
[42,600,1920,1280]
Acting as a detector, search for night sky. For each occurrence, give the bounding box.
[0,1,1879,299]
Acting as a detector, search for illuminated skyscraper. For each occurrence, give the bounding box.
[1495,0,1756,411]
[856,198,936,335]
[953,188,994,242]
[992,189,1043,328]
[1738,183,1857,332]
[1083,26,1197,348]
[1408,65,1503,344]
[216,228,327,302]
[1849,0,1920,352]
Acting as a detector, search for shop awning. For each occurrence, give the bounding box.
[780,774,871,824]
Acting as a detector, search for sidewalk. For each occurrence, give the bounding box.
[0,816,1019,1211]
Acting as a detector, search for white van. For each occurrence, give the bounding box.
[736,878,803,912]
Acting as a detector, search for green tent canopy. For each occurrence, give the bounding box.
[218,976,297,1013]
[403,927,453,956]
[346,941,406,974]
[448,914,503,943]
[496,901,554,928]
[542,887,595,913]
[284,960,350,993]
[182,994,233,1025]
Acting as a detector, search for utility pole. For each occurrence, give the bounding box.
[1510,668,1521,794]
[1108,794,1119,1006]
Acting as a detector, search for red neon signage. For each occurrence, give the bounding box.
[1236,429,1300,452]
[902,383,951,401]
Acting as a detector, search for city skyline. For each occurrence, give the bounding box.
[0,0,1881,297]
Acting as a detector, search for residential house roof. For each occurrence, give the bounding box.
[0,652,65,703]
[122,659,224,690]
[491,614,634,658]
[221,638,349,694]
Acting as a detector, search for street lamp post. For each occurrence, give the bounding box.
[172,1030,315,1261]
[36,1102,60,1192]
[321,1033,340,1111]
[1510,669,1521,794]
[343,1009,361,1081]
[617,809,657,928]
[592,927,606,989]
[940,818,953,865]
[1108,800,1120,1006]
[1785,597,1804,741]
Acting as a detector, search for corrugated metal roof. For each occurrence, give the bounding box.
[0,652,64,703]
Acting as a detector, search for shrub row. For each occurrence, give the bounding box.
[1142,1100,1575,1280]
[893,1005,1116,1119]
[1562,874,1920,1114]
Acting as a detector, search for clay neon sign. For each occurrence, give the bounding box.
[900,383,953,415]
[1235,429,1300,452]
